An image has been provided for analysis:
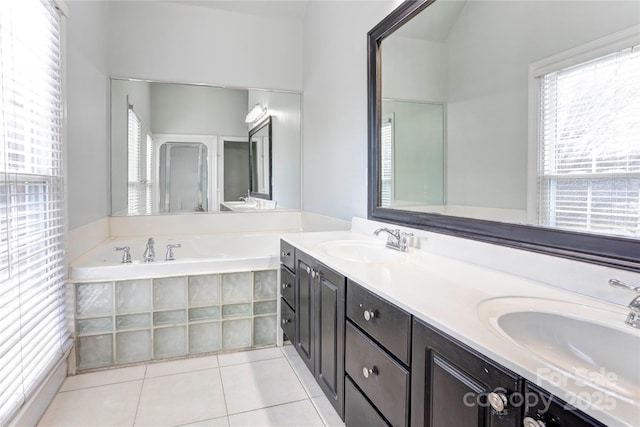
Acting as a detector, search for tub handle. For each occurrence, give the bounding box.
[114,246,132,264]
[165,244,182,261]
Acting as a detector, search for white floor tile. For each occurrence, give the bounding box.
[280,344,298,359]
[285,353,324,398]
[145,355,219,378]
[220,357,307,415]
[228,400,324,427]
[38,380,142,427]
[135,369,227,426]
[177,416,230,427]
[311,396,345,427]
[60,365,146,392]
[217,347,283,367]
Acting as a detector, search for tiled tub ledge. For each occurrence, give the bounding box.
[69,233,284,372]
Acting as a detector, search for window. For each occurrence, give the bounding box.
[537,40,640,237]
[145,133,154,214]
[127,106,142,215]
[0,0,69,423]
[380,114,394,207]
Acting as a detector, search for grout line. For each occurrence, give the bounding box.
[217,363,231,420]
[58,377,146,394]
[217,353,284,368]
[282,350,315,400]
[226,397,311,418]
[131,365,148,427]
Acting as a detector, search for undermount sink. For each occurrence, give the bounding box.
[477,297,640,401]
[316,240,405,263]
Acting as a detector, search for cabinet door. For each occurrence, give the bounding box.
[295,251,315,372]
[315,261,345,419]
[412,319,522,427]
[523,382,606,427]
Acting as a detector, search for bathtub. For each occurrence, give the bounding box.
[70,233,283,282]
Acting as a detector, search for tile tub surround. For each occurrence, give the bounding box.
[281,225,640,427]
[38,346,345,427]
[74,271,279,371]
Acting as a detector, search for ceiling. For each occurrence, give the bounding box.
[167,0,309,21]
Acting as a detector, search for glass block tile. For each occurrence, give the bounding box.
[253,300,277,315]
[189,306,220,322]
[115,279,151,314]
[254,316,277,346]
[76,282,113,317]
[254,270,277,300]
[153,326,187,359]
[116,313,150,330]
[222,303,252,319]
[222,318,252,350]
[153,277,187,309]
[77,317,113,335]
[153,309,187,326]
[221,272,252,304]
[77,334,113,370]
[189,322,221,354]
[188,275,220,306]
[116,330,151,364]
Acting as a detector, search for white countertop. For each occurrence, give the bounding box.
[282,229,640,427]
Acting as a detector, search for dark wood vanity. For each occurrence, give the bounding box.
[280,239,608,427]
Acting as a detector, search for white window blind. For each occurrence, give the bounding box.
[127,107,142,215]
[380,115,394,208]
[145,133,153,214]
[538,44,640,237]
[0,0,69,424]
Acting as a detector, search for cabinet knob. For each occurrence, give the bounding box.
[282,282,291,289]
[523,417,546,427]
[487,392,508,413]
[281,251,291,257]
[362,366,378,379]
[282,318,291,325]
[363,309,376,321]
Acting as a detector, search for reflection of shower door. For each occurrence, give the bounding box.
[221,138,249,201]
[159,142,208,213]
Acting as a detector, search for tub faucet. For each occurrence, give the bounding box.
[609,279,640,328]
[114,246,132,263]
[373,228,413,252]
[143,238,155,262]
[165,243,181,261]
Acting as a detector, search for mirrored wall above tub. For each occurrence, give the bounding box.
[110,78,301,216]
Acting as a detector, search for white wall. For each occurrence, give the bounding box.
[107,1,303,91]
[66,1,109,230]
[302,0,402,221]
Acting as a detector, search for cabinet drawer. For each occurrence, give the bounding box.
[345,376,390,427]
[280,266,295,308]
[280,298,295,343]
[280,240,295,272]
[347,280,411,365]
[346,321,409,427]
[524,382,605,427]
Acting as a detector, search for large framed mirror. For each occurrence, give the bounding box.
[249,116,272,200]
[110,78,301,215]
[368,0,640,271]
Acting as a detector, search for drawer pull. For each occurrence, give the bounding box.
[487,392,508,412]
[363,309,377,321]
[281,251,291,257]
[523,417,545,427]
[282,318,291,325]
[282,282,291,289]
[362,366,378,379]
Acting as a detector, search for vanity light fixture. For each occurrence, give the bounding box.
[245,103,267,123]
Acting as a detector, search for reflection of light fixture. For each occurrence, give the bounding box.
[245,103,267,123]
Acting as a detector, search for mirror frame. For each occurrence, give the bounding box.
[248,115,272,200]
[367,0,640,272]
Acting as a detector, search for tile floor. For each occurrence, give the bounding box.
[38,345,345,427]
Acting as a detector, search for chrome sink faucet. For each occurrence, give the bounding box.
[143,238,155,262]
[609,279,640,328]
[165,243,181,261]
[373,227,413,252]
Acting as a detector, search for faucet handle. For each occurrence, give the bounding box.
[114,246,132,263]
[165,243,181,261]
[609,279,640,293]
